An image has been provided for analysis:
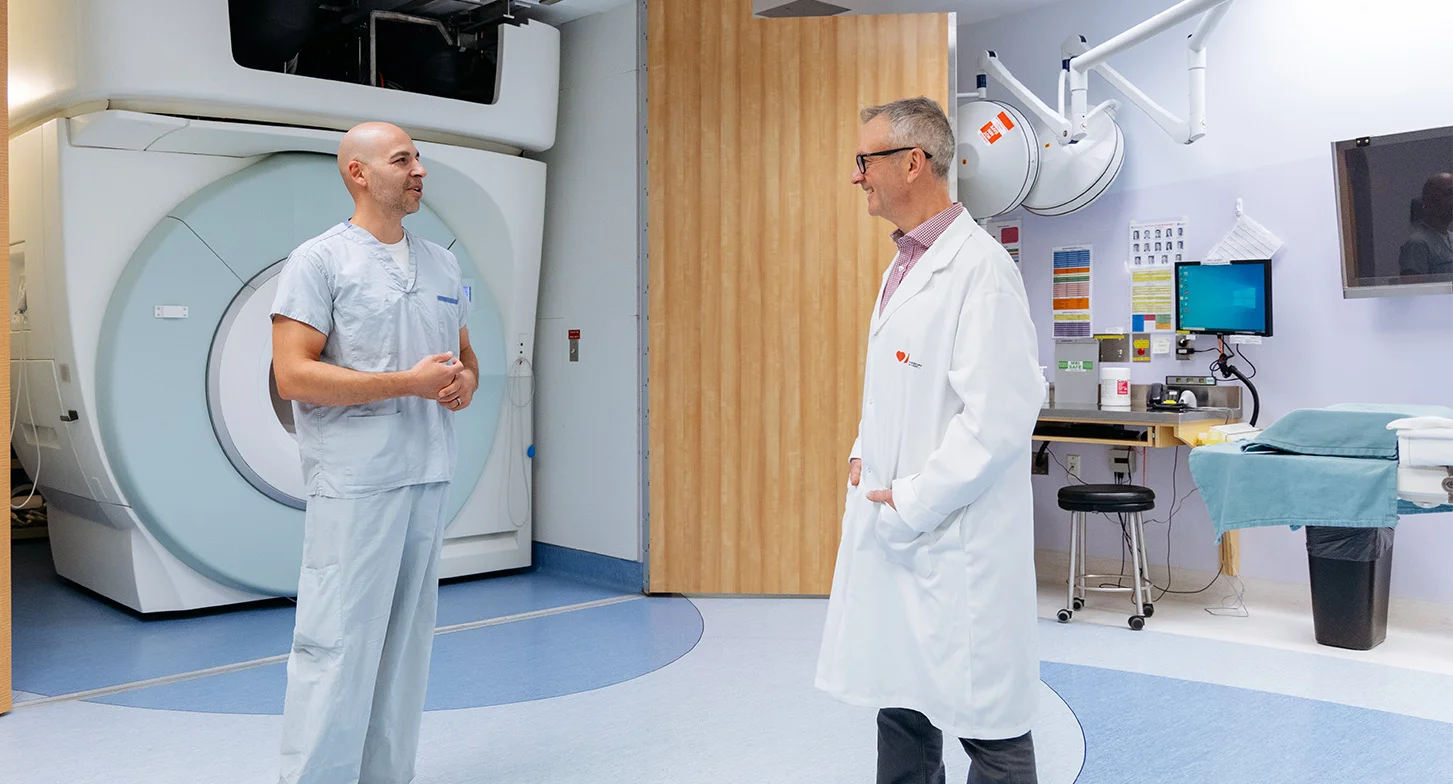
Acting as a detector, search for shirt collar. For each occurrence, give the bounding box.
[890,202,966,250]
[343,220,413,248]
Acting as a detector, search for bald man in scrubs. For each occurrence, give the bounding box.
[271,121,478,784]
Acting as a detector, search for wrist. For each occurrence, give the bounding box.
[392,368,422,399]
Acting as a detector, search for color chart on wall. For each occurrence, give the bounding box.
[1128,218,1185,332]
[1052,245,1092,339]
[1130,267,1175,332]
[987,219,1022,265]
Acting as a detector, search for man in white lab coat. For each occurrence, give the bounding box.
[816,97,1046,784]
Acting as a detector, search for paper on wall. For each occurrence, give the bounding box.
[1205,210,1284,264]
[1130,266,1176,332]
[987,219,1022,266]
[1052,245,1092,339]
[1130,218,1188,267]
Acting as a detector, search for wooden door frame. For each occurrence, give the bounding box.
[3,0,14,718]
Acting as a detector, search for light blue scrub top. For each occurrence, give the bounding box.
[271,221,472,498]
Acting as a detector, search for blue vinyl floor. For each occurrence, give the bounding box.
[6,541,1453,784]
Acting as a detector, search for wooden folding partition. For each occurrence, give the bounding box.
[646,1,951,594]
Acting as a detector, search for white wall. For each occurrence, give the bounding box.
[532,0,644,562]
[960,0,1453,603]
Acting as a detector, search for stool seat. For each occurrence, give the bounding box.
[1057,484,1155,513]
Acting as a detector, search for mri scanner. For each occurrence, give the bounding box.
[8,0,558,612]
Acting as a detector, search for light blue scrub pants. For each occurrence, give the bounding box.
[279,482,449,784]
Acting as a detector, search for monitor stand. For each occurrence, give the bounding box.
[1210,333,1261,427]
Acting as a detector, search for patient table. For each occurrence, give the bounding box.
[1189,405,1453,542]
[1392,416,1453,510]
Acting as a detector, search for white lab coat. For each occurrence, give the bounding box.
[815,210,1045,741]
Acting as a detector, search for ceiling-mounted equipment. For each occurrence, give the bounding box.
[955,100,1039,220]
[956,0,1234,219]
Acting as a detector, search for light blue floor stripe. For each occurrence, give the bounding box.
[86,597,703,714]
[1041,660,1453,783]
[5,597,1453,784]
[11,541,633,698]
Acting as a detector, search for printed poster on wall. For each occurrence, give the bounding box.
[1129,217,1188,267]
[1128,218,1185,332]
[987,220,1022,266]
[1052,244,1092,339]
[1130,267,1175,332]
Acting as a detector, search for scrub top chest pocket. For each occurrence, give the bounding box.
[433,291,463,352]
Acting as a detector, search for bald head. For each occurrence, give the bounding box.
[1422,172,1453,231]
[1423,173,1453,202]
[337,121,426,220]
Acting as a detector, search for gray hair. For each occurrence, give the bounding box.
[860,97,953,181]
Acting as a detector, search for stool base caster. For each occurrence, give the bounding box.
[1128,615,1146,631]
[1056,609,1072,623]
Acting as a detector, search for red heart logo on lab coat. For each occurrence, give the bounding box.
[896,351,907,362]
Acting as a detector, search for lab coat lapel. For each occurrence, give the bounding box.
[871,213,975,336]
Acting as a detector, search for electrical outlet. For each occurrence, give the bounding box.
[1067,454,1081,480]
[1176,334,1195,361]
[1109,447,1136,479]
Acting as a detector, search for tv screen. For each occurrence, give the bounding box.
[1333,125,1453,297]
[1175,261,1272,337]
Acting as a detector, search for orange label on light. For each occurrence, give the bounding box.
[997,111,1015,130]
[980,122,1002,144]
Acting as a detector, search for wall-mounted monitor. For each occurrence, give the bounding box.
[1333,125,1453,298]
[1175,260,1272,337]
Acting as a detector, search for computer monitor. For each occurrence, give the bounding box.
[1174,260,1273,337]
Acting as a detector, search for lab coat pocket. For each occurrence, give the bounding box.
[292,563,344,652]
[874,504,930,577]
[339,411,407,491]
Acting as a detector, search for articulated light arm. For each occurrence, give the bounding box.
[962,50,1074,143]
[1066,0,1233,144]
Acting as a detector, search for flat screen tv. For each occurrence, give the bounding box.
[1332,124,1453,298]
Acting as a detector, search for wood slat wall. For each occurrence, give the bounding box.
[647,1,950,594]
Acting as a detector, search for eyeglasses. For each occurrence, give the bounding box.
[856,147,931,175]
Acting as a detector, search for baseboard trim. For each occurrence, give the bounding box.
[532,542,646,594]
[1033,548,1453,635]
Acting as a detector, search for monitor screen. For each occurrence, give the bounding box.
[1175,261,1272,337]
[1333,125,1453,296]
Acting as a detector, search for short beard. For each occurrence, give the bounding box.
[381,187,418,217]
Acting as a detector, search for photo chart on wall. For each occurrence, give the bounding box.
[1128,218,1186,333]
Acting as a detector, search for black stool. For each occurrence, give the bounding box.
[1057,484,1156,630]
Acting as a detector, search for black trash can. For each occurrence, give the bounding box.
[1305,526,1395,650]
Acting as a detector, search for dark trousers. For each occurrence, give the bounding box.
[877,708,1038,784]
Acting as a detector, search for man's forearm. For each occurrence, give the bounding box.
[461,344,479,385]
[279,360,414,407]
